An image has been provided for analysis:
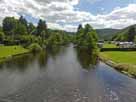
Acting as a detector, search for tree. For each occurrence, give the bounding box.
[84,24,93,35]
[48,33,63,45]
[36,19,48,38]
[2,17,17,35]
[27,23,35,34]
[14,22,27,35]
[19,16,28,27]
[128,26,136,42]
[75,24,98,49]
[77,24,83,33]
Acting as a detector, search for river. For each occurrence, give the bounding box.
[0,44,136,102]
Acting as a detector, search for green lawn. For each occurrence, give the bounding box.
[100,51,136,77]
[103,43,117,48]
[0,45,29,59]
[101,51,136,65]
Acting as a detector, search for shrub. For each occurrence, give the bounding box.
[28,43,42,52]
[0,32,5,43]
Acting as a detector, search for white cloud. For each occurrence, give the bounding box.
[47,22,77,32]
[94,4,136,29]
[0,0,136,32]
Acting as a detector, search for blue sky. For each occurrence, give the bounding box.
[1,0,136,32]
[77,0,136,15]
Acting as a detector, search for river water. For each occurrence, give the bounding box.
[0,44,136,102]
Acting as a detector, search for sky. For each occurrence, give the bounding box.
[1,0,136,32]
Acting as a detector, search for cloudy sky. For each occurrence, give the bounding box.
[1,0,136,32]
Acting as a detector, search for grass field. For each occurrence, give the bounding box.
[0,45,29,59]
[100,51,136,64]
[100,51,136,77]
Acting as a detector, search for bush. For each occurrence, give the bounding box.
[0,32,5,43]
[28,43,42,52]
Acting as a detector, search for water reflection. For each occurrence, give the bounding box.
[75,47,98,70]
[0,46,64,72]
[38,51,48,69]
[0,54,34,72]
[49,46,68,57]
[0,44,136,102]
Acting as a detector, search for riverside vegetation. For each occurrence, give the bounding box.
[0,16,98,63]
[0,16,73,61]
[100,43,136,78]
[1,15,136,79]
[100,24,136,78]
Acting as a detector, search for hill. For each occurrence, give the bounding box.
[112,24,136,41]
[96,28,120,40]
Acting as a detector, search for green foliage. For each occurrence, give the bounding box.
[1,16,72,48]
[36,19,48,38]
[19,16,28,27]
[112,24,136,41]
[4,36,15,45]
[28,43,42,52]
[76,47,98,69]
[84,24,93,34]
[75,24,98,49]
[77,24,83,33]
[3,17,17,35]
[19,35,33,46]
[128,26,136,42]
[14,22,27,35]
[3,16,27,36]
[0,32,5,42]
[48,33,63,45]
[46,29,72,46]
[96,29,120,40]
[27,23,35,34]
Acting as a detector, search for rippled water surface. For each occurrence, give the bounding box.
[0,45,136,102]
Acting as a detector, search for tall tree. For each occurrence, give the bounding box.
[2,17,17,35]
[36,19,48,38]
[75,24,98,49]
[84,24,93,35]
[77,24,83,33]
[19,16,28,27]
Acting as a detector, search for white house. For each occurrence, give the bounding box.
[118,42,136,48]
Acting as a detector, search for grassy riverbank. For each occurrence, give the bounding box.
[100,51,136,78]
[0,45,29,61]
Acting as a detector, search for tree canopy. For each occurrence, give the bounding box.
[75,24,98,49]
[1,16,72,47]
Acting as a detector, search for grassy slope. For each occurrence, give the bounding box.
[96,28,120,40]
[112,24,136,41]
[0,46,29,58]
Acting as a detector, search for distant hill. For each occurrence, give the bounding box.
[112,24,136,41]
[96,28,120,40]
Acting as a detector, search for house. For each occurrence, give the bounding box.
[118,42,136,48]
[97,40,104,48]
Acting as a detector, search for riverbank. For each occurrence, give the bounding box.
[0,45,30,62]
[100,52,136,78]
